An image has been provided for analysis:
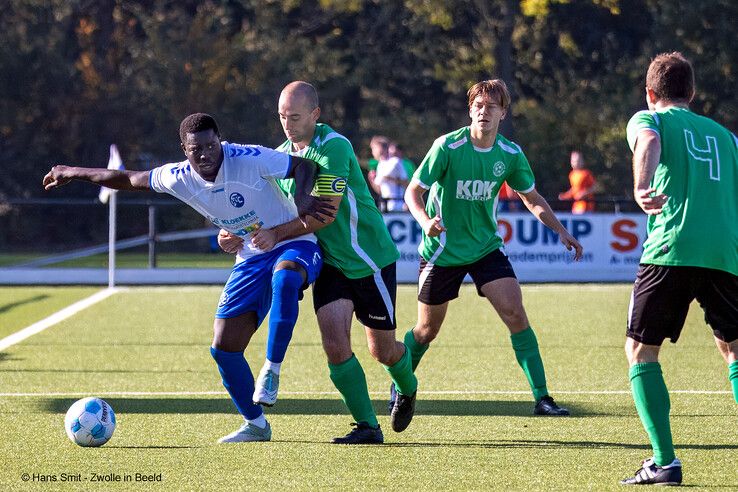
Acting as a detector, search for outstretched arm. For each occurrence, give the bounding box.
[519,188,583,260]
[43,165,151,192]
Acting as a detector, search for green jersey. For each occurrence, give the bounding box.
[277,123,399,278]
[414,127,535,266]
[626,108,738,275]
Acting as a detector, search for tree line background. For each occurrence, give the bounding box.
[1,0,735,251]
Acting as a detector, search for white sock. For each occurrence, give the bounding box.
[247,414,267,429]
[263,360,281,375]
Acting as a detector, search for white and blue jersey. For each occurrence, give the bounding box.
[149,141,317,263]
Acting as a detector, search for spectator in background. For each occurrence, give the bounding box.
[388,142,417,180]
[375,149,409,212]
[558,150,596,213]
[367,135,390,196]
[368,135,409,212]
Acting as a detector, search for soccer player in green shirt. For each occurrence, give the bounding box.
[620,52,738,486]
[401,79,582,419]
[220,82,418,443]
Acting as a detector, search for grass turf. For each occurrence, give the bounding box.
[0,284,735,491]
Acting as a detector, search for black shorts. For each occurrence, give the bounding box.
[627,264,738,345]
[418,248,517,305]
[312,262,397,330]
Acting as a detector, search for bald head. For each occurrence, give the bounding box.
[278,81,321,148]
[281,81,319,111]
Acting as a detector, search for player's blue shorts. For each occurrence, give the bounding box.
[215,240,322,323]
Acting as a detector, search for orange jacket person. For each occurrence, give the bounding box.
[558,150,595,213]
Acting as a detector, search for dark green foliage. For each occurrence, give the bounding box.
[1,0,734,247]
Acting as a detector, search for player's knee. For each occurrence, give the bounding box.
[273,266,305,291]
[413,322,439,345]
[498,306,527,330]
[366,344,393,365]
[322,338,351,362]
[211,338,241,353]
[210,344,237,362]
[625,337,660,365]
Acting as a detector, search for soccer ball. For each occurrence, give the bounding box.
[64,397,116,447]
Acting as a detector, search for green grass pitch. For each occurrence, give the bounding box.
[0,285,735,490]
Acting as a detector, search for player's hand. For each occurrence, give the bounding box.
[251,227,277,252]
[217,229,244,254]
[423,216,446,237]
[295,195,336,226]
[559,230,583,261]
[43,165,72,190]
[635,187,668,215]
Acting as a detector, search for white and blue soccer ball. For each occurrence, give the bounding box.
[64,397,116,447]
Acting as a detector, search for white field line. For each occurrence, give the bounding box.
[0,389,730,397]
[0,288,120,352]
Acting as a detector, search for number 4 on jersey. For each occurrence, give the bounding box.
[684,130,720,181]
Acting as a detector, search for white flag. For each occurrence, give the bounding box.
[98,144,125,204]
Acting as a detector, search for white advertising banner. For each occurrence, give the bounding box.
[383,212,648,283]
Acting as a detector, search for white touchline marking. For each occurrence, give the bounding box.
[0,389,730,397]
[0,288,120,351]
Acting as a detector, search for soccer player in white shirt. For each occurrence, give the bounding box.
[43,113,333,443]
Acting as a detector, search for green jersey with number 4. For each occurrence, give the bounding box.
[626,108,738,275]
[414,127,535,267]
[277,123,399,279]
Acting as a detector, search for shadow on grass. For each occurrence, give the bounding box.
[381,439,738,451]
[40,397,623,417]
[275,438,738,453]
[0,294,49,314]
[0,352,23,363]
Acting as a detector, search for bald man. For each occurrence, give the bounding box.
[219,82,418,443]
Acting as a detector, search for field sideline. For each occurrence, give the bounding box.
[0,285,735,491]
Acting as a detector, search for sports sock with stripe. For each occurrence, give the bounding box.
[329,354,378,428]
[383,345,418,396]
[510,327,548,401]
[630,362,675,466]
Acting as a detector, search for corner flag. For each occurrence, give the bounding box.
[98,144,125,204]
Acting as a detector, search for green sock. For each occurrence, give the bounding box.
[383,346,418,396]
[630,362,675,466]
[510,327,548,401]
[404,328,429,371]
[729,361,738,404]
[329,354,378,428]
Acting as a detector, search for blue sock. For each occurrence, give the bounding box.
[266,269,303,363]
[210,347,262,420]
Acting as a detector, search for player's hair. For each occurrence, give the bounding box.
[179,113,220,143]
[646,52,695,103]
[283,81,319,110]
[467,79,511,110]
[370,135,389,148]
